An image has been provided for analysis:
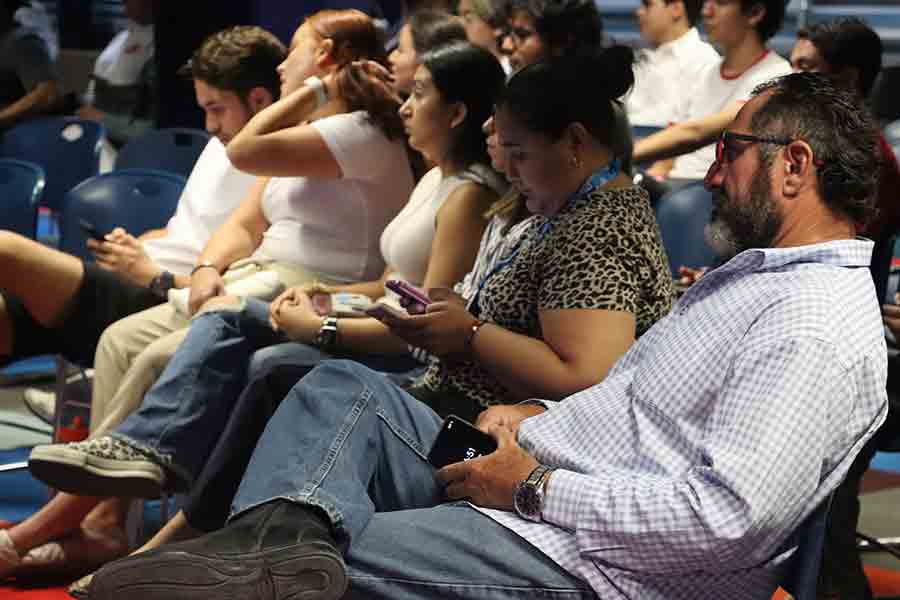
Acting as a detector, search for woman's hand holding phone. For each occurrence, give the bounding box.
[380,287,479,359]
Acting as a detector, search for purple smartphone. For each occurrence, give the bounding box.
[385,280,431,308]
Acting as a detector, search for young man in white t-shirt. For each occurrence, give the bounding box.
[625,0,720,128]
[632,0,792,183]
[0,25,285,375]
[0,25,286,580]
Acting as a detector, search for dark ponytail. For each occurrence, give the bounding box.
[496,45,635,145]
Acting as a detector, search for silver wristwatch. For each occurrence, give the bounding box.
[314,316,339,351]
[514,464,554,522]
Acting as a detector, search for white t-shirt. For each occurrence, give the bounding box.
[624,28,720,127]
[253,111,414,283]
[91,22,154,86]
[143,138,256,276]
[380,164,505,287]
[669,50,792,180]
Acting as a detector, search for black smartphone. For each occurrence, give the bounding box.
[427,415,497,469]
[78,218,105,241]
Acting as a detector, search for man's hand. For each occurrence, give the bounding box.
[87,227,159,286]
[436,426,539,510]
[270,290,321,342]
[188,268,226,315]
[475,404,546,436]
[677,265,708,287]
[884,292,900,339]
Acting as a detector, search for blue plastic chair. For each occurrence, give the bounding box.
[58,169,186,262]
[631,124,664,141]
[0,159,52,387]
[0,158,44,238]
[49,169,185,447]
[0,117,104,212]
[115,128,210,179]
[654,181,718,277]
[781,494,833,600]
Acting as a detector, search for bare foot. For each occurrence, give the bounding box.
[14,525,128,579]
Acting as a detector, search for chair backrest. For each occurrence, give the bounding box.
[780,494,833,600]
[0,117,104,212]
[58,169,185,262]
[0,159,44,238]
[869,230,897,305]
[631,125,664,141]
[654,182,719,277]
[115,128,211,178]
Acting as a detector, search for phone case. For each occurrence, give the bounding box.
[427,415,497,469]
[330,293,373,317]
[385,280,431,306]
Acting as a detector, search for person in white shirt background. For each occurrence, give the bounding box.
[74,0,156,169]
[632,0,792,187]
[625,0,719,128]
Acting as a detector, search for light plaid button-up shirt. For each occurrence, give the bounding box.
[479,239,888,599]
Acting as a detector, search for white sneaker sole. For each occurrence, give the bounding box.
[29,445,165,499]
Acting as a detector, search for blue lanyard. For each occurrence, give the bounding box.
[468,159,620,315]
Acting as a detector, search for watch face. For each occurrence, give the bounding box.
[515,482,541,518]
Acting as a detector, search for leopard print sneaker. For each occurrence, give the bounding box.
[28,436,168,498]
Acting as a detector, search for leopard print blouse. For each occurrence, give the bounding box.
[420,184,674,408]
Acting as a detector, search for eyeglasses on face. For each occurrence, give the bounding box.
[714,131,793,165]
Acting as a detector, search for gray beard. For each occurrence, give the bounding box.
[705,220,741,261]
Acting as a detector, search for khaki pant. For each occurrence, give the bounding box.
[88,260,331,437]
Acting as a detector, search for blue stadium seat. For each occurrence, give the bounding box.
[115,128,210,179]
[0,117,104,212]
[781,495,833,600]
[654,181,718,277]
[631,124,664,140]
[0,159,44,238]
[58,169,185,262]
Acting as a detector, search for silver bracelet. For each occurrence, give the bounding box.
[304,76,329,109]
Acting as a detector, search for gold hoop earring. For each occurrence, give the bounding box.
[570,155,582,169]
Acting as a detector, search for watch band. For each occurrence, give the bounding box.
[148,270,176,299]
[315,316,339,350]
[514,464,554,522]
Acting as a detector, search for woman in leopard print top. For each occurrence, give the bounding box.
[389,48,674,419]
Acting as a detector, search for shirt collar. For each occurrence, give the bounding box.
[726,238,872,272]
[657,27,702,56]
[678,239,873,310]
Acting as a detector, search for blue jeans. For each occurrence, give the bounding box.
[113,298,420,485]
[231,360,593,600]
